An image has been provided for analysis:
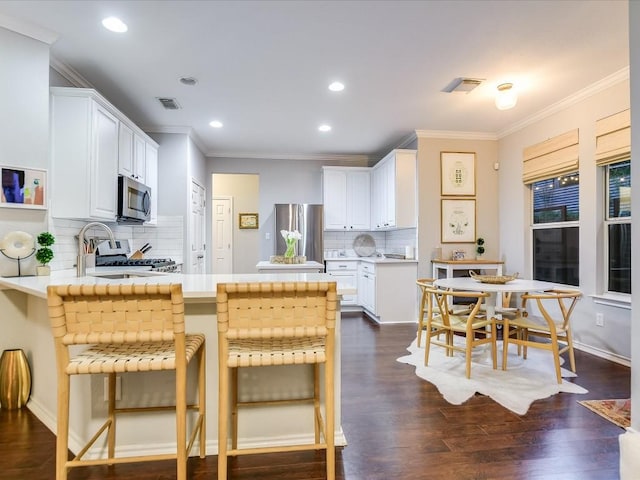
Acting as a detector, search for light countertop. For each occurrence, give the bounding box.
[0,269,354,300]
[325,256,418,264]
[256,261,324,270]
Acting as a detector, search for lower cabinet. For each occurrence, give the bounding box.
[326,260,358,306]
[358,261,418,323]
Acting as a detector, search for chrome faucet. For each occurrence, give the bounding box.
[77,222,116,277]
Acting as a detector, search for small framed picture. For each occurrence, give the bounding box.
[239,213,259,229]
[441,199,476,243]
[0,165,47,210]
[441,152,476,196]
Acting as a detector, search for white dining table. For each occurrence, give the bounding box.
[433,276,558,367]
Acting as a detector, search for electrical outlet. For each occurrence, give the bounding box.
[596,313,604,327]
[103,376,122,401]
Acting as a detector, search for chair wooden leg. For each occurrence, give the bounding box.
[490,322,497,370]
[56,374,70,480]
[218,360,229,480]
[176,364,187,480]
[313,364,321,444]
[198,345,206,458]
[325,359,335,480]
[107,373,116,461]
[502,321,510,371]
[566,330,577,373]
[424,326,433,366]
[465,336,472,379]
[231,367,238,450]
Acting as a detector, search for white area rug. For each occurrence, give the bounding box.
[397,338,588,415]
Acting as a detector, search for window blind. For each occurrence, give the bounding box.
[595,109,630,166]
[522,129,579,184]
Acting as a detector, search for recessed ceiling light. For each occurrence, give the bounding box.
[180,77,198,86]
[328,82,344,92]
[209,120,223,128]
[318,124,332,132]
[102,17,128,33]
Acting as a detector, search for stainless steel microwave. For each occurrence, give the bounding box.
[117,175,151,224]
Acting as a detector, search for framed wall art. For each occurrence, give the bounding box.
[441,199,476,243]
[440,152,476,196]
[239,212,259,229]
[0,165,47,210]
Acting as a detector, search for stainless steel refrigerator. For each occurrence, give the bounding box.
[274,204,323,263]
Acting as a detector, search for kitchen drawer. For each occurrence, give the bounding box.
[359,262,376,275]
[326,260,358,272]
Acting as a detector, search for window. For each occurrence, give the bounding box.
[605,160,631,294]
[531,173,579,286]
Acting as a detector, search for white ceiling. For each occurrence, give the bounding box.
[0,0,630,160]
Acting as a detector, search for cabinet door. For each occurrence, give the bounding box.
[371,166,384,229]
[133,134,146,183]
[384,157,396,227]
[347,170,370,230]
[145,142,158,225]
[90,103,118,219]
[328,271,358,305]
[118,122,134,178]
[323,169,347,229]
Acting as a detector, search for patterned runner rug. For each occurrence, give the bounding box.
[579,398,631,428]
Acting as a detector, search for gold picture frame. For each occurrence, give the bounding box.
[239,213,259,229]
[441,199,476,243]
[440,152,476,196]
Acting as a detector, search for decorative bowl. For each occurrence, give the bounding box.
[469,271,519,284]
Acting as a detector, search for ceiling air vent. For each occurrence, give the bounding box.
[442,77,484,93]
[156,97,181,110]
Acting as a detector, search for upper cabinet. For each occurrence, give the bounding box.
[50,87,158,222]
[118,122,146,184]
[145,142,158,225]
[371,149,417,230]
[323,167,371,231]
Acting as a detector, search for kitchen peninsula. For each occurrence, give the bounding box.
[0,270,348,458]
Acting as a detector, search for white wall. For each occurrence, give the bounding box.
[498,78,631,360]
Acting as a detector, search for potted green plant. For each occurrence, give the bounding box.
[35,232,55,276]
[476,237,485,260]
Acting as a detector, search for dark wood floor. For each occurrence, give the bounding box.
[0,314,630,479]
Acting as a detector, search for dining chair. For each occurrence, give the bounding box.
[216,281,338,480]
[416,278,438,347]
[501,289,581,383]
[47,283,206,480]
[423,285,496,379]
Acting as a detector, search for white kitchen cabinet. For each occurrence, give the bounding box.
[326,260,359,306]
[358,262,376,313]
[358,260,418,323]
[118,122,146,183]
[50,88,119,221]
[322,167,370,230]
[371,149,417,230]
[145,142,158,225]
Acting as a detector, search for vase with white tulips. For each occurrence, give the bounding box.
[281,229,302,258]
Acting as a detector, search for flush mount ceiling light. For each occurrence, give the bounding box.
[101,16,128,33]
[179,77,198,86]
[209,120,223,128]
[442,77,484,93]
[318,124,332,132]
[495,83,518,110]
[328,81,345,92]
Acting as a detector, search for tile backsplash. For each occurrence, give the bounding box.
[49,216,184,271]
[323,228,416,257]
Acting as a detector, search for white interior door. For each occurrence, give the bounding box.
[190,179,206,274]
[212,196,233,274]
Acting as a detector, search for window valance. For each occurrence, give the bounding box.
[522,129,579,184]
[595,109,630,166]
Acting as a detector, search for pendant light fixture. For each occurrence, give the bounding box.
[495,83,517,110]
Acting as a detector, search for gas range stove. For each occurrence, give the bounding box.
[96,254,178,272]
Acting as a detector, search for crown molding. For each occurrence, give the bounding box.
[415,129,498,141]
[206,151,371,162]
[50,56,94,88]
[0,13,58,44]
[498,66,630,139]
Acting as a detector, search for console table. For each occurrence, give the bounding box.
[431,259,504,280]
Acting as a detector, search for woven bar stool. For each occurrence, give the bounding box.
[46,283,206,480]
[216,281,337,480]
